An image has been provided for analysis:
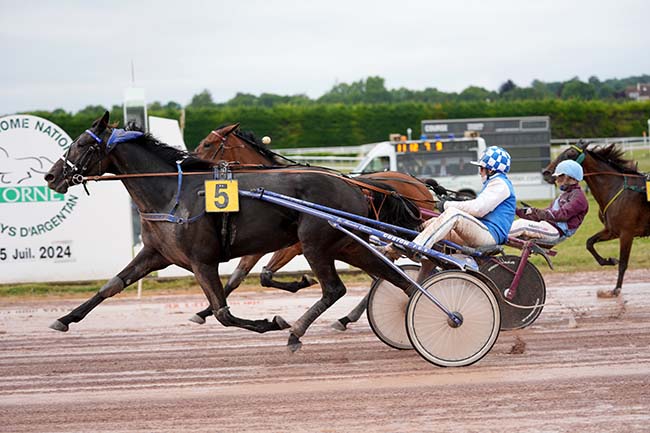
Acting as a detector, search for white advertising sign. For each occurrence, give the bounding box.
[149,116,186,150]
[0,114,133,283]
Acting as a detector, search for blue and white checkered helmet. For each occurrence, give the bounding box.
[470,146,511,173]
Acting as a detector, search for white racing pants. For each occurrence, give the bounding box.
[509,219,561,244]
[413,207,497,249]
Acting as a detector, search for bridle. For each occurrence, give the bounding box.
[204,129,247,161]
[204,129,228,161]
[58,127,145,193]
[60,129,107,187]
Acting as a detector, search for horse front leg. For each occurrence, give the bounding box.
[189,254,265,324]
[586,228,619,266]
[49,247,170,332]
[597,231,634,298]
[192,262,290,333]
[259,243,318,293]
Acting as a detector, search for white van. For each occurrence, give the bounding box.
[353,137,487,197]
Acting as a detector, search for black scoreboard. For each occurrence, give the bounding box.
[421,116,551,174]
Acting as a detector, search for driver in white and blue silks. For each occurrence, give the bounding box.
[383,146,516,260]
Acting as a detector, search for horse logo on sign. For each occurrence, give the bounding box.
[0,146,55,184]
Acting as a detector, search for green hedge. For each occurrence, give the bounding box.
[29,100,650,150]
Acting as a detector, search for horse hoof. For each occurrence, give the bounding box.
[273,315,291,330]
[597,289,620,298]
[287,334,303,353]
[49,320,68,332]
[188,314,206,325]
[287,341,303,353]
[330,320,348,332]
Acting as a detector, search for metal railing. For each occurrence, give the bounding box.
[551,136,650,152]
[284,155,362,173]
[274,137,650,173]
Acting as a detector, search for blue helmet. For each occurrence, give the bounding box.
[553,159,583,181]
[471,146,511,173]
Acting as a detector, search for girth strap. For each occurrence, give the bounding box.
[139,161,205,224]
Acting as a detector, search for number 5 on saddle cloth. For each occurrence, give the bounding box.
[205,163,239,213]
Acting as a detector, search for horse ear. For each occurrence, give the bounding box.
[92,111,110,131]
[223,123,240,137]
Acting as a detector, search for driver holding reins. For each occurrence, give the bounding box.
[509,159,588,244]
[383,146,516,261]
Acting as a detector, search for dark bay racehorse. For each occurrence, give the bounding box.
[543,141,650,297]
[190,123,436,327]
[44,112,421,351]
[192,123,317,300]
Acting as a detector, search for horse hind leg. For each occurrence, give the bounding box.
[287,257,347,352]
[50,247,169,332]
[188,306,213,324]
[331,291,369,331]
[260,267,318,293]
[259,244,318,293]
[189,254,264,324]
[597,232,634,298]
[192,262,290,333]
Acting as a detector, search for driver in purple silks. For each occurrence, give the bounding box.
[509,159,589,244]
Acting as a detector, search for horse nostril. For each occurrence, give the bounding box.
[45,173,54,182]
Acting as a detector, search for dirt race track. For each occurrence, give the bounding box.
[1,269,650,433]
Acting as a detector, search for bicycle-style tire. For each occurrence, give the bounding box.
[406,270,501,367]
[479,255,546,330]
[366,264,421,350]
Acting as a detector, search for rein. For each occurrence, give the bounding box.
[583,171,646,178]
[83,166,433,206]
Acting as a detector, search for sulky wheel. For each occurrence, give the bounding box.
[406,270,501,367]
[367,264,421,350]
[479,255,546,330]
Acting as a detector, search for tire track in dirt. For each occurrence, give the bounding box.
[1,269,649,432]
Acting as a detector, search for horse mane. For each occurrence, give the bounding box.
[589,143,640,174]
[231,127,298,166]
[131,132,215,171]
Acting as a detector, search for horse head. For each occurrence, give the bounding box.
[44,111,140,194]
[542,139,590,184]
[195,124,284,166]
[195,123,241,161]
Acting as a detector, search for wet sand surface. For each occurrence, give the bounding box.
[1,269,649,432]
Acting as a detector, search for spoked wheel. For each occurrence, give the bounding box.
[479,255,546,330]
[367,264,421,350]
[406,270,501,367]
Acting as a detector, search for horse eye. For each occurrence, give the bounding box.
[203,142,212,148]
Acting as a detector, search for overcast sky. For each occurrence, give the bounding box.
[1,0,649,115]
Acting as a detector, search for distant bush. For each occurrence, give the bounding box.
[29,100,650,150]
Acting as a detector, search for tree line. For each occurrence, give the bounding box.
[28,74,650,149]
[184,74,650,108]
